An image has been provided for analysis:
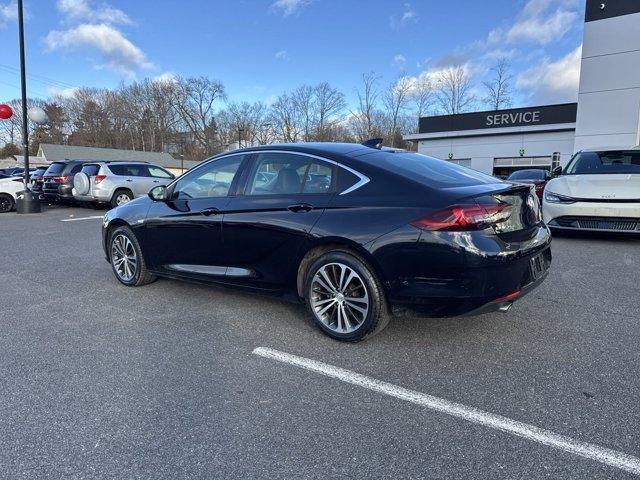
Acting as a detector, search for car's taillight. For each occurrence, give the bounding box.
[535,184,544,192]
[12,178,23,183]
[53,175,70,184]
[411,202,512,232]
[93,175,106,184]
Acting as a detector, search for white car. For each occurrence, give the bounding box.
[543,149,640,233]
[0,176,25,213]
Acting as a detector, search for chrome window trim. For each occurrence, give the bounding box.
[249,149,370,195]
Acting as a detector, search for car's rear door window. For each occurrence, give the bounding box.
[246,153,335,195]
[302,162,333,193]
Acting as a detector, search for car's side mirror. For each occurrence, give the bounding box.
[149,185,167,201]
[552,166,563,176]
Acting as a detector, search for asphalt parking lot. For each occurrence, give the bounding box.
[1,206,639,479]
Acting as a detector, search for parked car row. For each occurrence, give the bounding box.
[0,159,176,212]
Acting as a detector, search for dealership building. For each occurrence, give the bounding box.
[405,0,640,176]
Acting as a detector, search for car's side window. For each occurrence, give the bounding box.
[124,164,147,177]
[247,153,308,195]
[246,153,333,196]
[302,161,333,193]
[172,155,243,200]
[148,166,173,178]
[69,164,83,175]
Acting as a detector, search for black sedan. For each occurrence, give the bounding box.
[102,143,552,342]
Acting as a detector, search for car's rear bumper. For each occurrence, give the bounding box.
[375,223,552,317]
[543,201,640,233]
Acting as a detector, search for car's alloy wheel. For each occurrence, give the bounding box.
[310,262,369,334]
[111,233,137,281]
[116,193,132,206]
[305,251,389,342]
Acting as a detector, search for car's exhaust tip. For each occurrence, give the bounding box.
[498,302,513,312]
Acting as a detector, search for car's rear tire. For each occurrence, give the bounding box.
[108,226,157,287]
[111,189,133,208]
[303,251,390,342]
[0,194,15,213]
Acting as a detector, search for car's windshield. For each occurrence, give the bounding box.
[508,169,546,180]
[363,151,499,188]
[565,151,640,175]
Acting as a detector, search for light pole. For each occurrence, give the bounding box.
[260,123,272,145]
[15,0,43,214]
[238,128,244,149]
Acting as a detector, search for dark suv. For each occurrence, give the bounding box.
[42,160,89,203]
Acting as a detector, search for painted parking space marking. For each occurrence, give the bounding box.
[61,215,104,222]
[252,347,640,476]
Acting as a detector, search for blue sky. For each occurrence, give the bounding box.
[0,0,585,109]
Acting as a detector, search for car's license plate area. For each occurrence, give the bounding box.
[529,252,550,281]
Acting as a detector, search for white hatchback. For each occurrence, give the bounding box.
[0,176,26,213]
[543,149,640,233]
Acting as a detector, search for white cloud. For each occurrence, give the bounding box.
[275,49,290,60]
[44,23,153,75]
[47,86,79,98]
[0,0,17,25]
[390,3,417,29]
[270,0,310,17]
[57,0,131,24]
[516,44,582,102]
[153,72,177,84]
[392,54,406,68]
[487,0,580,46]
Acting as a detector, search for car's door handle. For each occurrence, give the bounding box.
[125,179,133,182]
[287,203,314,213]
[153,180,160,183]
[200,207,220,216]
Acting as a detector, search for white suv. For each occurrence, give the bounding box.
[73,162,176,208]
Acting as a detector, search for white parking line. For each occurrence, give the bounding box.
[60,215,103,222]
[252,347,640,476]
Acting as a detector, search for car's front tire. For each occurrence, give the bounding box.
[304,251,390,342]
[108,226,156,287]
[0,194,15,213]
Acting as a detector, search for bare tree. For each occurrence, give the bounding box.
[412,75,435,118]
[313,82,346,141]
[435,66,476,115]
[270,93,302,143]
[172,76,226,155]
[383,75,413,146]
[291,85,316,142]
[352,72,381,140]
[482,58,513,110]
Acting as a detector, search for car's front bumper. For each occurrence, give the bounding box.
[543,200,640,233]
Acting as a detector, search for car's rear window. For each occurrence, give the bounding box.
[44,162,66,175]
[566,151,640,175]
[362,152,498,188]
[81,164,100,176]
[508,169,546,180]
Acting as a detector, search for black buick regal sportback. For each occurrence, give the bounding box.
[102,142,551,341]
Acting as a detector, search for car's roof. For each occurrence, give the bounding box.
[235,142,375,157]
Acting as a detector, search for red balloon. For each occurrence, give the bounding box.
[0,104,13,120]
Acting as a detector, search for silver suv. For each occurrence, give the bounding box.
[73,161,175,207]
